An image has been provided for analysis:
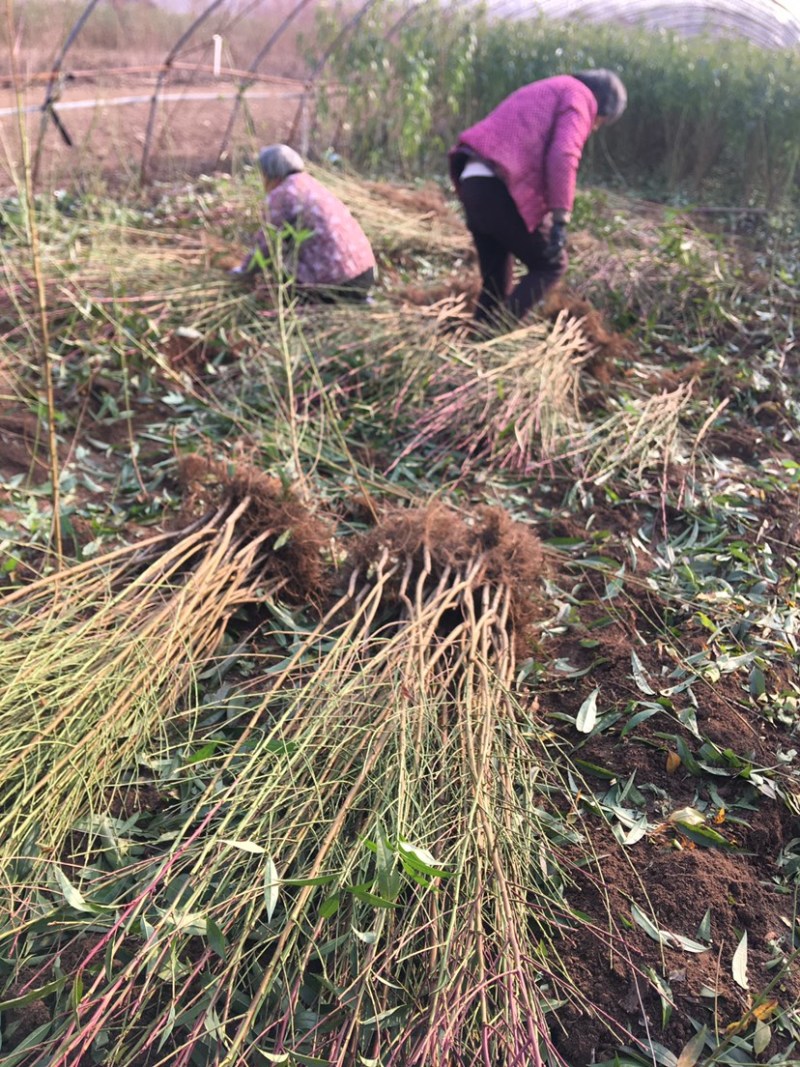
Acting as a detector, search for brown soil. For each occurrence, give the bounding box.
[0,409,53,481]
[367,180,455,220]
[554,818,796,1063]
[0,77,311,190]
[529,570,800,1063]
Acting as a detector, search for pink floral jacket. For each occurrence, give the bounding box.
[450,75,598,232]
[241,172,375,286]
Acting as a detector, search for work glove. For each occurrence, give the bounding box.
[543,219,568,264]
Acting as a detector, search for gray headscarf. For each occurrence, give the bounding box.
[572,69,627,125]
[258,144,306,181]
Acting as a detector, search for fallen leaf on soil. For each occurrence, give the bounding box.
[666,750,681,774]
[732,930,749,989]
[667,806,705,826]
[724,997,778,1035]
[631,903,710,953]
[676,1024,708,1067]
[576,687,599,733]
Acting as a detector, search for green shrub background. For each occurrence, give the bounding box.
[319,2,800,209]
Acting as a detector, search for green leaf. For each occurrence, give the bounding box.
[676,823,734,849]
[641,1038,678,1067]
[346,885,398,909]
[398,840,449,878]
[749,666,766,697]
[319,894,340,919]
[222,838,266,854]
[676,1025,708,1067]
[375,831,401,902]
[732,930,749,989]
[631,650,656,694]
[204,1004,223,1039]
[0,977,66,1010]
[573,758,617,780]
[753,1020,771,1056]
[631,903,670,946]
[273,528,293,550]
[264,856,280,922]
[631,904,709,953]
[206,916,226,960]
[647,967,673,1029]
[697,908,712,942]
[621,707,660,737]
[675,737,703,776]
[54,865,93,913]
[352,926,378,944]
[186,741,219,764]
[677,706,702,738]
[71,973,83,1011]
[157,1003,177,1051]
[576,687,599,733]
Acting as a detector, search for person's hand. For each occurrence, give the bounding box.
[543,220,568,263]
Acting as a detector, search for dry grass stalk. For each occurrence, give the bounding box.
[577,381,695,484]
[396,311,593,475]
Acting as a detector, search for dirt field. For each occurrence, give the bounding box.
[0,74,327,189]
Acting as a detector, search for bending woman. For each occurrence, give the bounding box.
[450,70,627,327]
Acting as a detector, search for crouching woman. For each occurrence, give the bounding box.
[232,144,376,302]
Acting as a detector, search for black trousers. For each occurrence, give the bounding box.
[458,177,567,324]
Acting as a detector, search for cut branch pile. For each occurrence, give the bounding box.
[396,311,593,475]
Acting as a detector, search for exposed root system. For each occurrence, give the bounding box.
[178,454,332,607]
[347,503,545,666]
[544,288,636,382]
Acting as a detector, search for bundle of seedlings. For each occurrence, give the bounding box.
[1,500,640,1066]
[575,381,697,487]
[394,311,594,476]
[543,288,637,384]
[0,455,331,891]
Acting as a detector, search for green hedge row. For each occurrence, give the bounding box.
[318,2,800,209]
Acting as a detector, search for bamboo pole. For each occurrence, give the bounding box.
[4,0,62,564]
